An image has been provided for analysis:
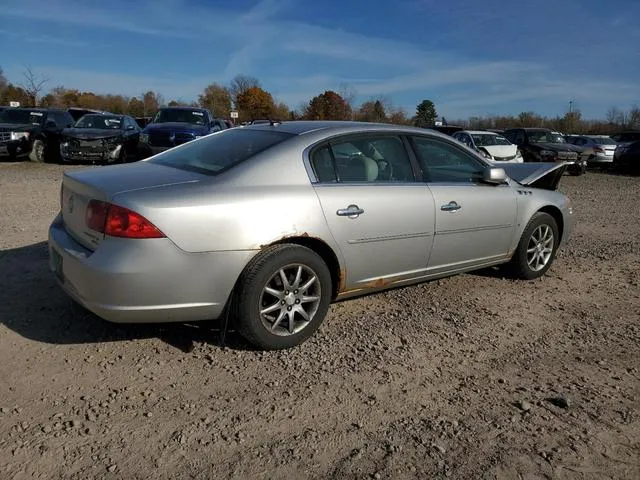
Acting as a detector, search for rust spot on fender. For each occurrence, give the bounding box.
[259,232,312,249]
[364,277,390,289]
[338,268,347,293]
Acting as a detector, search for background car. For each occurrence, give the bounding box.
[0,107,74,162]
[49,121,574,350]
[60,114,141,164]
[564,135,617,169]
[613,140,640,172]
[503,127,586,175]
[452,130,523,163]
[138,106,228,158]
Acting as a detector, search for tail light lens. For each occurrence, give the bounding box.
[85,200,165,239]
[593,146,604,153]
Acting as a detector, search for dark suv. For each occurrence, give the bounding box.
[503,128,586,176]
[0,107,74,162]
[138,106,228,157]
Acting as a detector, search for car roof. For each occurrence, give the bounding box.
[241,120,434,136]
[460,130,499,135]
[159,106,207,111]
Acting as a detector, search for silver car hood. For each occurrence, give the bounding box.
[502,162,568,190]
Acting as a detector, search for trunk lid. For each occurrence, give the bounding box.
[502,162,568,190]
[60,162,206,250]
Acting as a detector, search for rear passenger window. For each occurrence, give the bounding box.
[330,135,415,183]
[311,146,337,183]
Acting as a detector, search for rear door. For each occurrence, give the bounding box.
[309,133,435,290]
[409,135,517,273]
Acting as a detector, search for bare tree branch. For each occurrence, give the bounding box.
[20,65,49,106]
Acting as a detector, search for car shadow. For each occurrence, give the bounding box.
[0,241,253,352]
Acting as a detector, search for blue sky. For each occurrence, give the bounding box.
[1,0,638,119]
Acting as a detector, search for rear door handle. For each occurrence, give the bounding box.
[337,204,364,218]
[441,201,461,212]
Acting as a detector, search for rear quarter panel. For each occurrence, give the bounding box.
[111,142,343,256]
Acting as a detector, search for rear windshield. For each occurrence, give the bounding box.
[148,128,294,175]
[588,136,616,145]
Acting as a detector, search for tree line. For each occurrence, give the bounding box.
[0,65,638,134]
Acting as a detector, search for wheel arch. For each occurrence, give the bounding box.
[268,236,343,300]
[537,205,564,243]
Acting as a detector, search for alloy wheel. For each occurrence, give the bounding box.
[526,225,554,271]
[259,264,321,336]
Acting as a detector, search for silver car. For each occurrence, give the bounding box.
[48,121,575,349]
[565,135,617,167]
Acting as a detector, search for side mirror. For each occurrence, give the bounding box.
[483,166,507,185]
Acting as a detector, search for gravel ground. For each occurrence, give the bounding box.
[0,162,639,480]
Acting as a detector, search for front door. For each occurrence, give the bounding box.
[409,135,517,273]
[309,134,435,290]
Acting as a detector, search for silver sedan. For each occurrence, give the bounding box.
[48,121,575,349]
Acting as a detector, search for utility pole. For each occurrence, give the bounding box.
[569,100,574,114]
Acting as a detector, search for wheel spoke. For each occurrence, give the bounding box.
[279,269,290,290]
[300,275,317,293]
[264,287,284,299]
[271,309,286,331]
[260,301,281,315]
[288,311,295,334]
[301,295,320,303]
[292,266,303,289]
[297,306,310,322]
[527,246,537,254]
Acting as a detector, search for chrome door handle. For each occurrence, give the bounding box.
[441,201,461,212]
[336,204,364,217]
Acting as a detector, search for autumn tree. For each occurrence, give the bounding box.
[229,74,260,109]
[0,66,7,94]
[272,101,292,120]
[304,90,351,120]
[198,83,232,118]
[388,107,411,125]
[357,100,388,123]
[414,99,437,128]
[20,65,49,106]
[140,91,163,116]
[236,86,275,122]
[0,84,31,106]
[517,111,543,127]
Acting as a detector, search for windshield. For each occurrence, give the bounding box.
[471,134,512,146]
[149,129,293,175]
[588,136,617,145]
[74,115,123,129]
[0,109,45,125]
[152,109,208,125]
[528,131,566,144]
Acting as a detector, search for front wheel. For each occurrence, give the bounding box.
[29,139,46,163]
[508,212,559,280]
[234,244,332,350]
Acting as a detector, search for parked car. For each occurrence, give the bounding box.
[502,128,586,176]
[613,140,640,172]
[564,135,617,169]
[138,107,228,158]
[49,121,574,350]
[0,107,74,162]
[60,114,141,164]
[134,116,152,129]
[431,125,464,136]
[452,130,523,163]
[67,107,110,122]
[610,130,640,144]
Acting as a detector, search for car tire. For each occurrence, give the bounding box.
[29,139,46,163]
[234,244,332,350]
[508,212,559,280]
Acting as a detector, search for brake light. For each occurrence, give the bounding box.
[593,146,604,153]
[86,200,110,232]
[85,200,165,239]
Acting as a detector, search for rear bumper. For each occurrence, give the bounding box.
[586,154,614,164]
[47,214,255,323]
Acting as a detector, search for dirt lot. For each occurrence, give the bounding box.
[0,162,638,480]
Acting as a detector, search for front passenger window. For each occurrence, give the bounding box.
[411,136,485,183]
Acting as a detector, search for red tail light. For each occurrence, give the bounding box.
[85,200,165,239]
[593,146,604,153]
